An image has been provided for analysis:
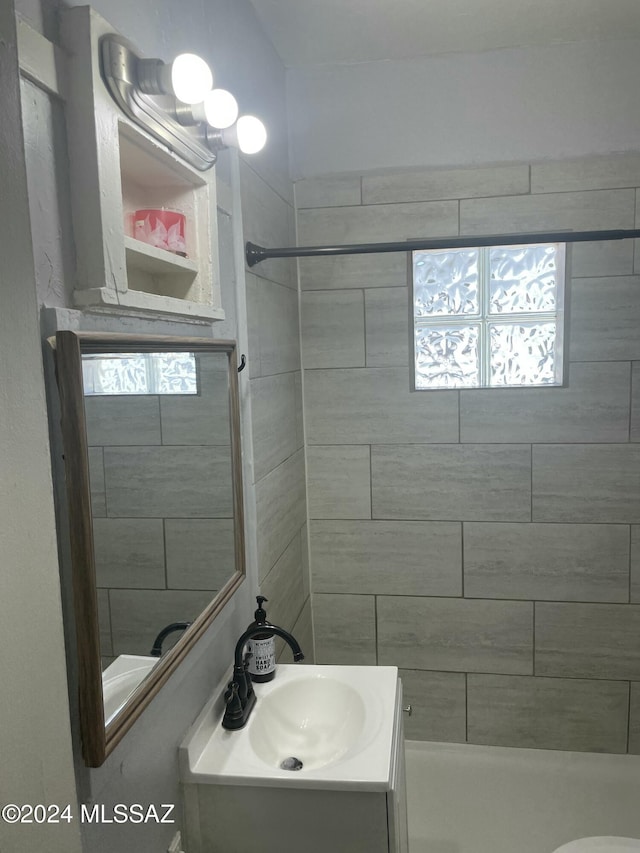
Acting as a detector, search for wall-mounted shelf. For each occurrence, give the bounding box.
[60,6,224,323]
[124,237,199,277]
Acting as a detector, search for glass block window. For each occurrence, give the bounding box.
[412,243,565,389]
[82,352,198,395]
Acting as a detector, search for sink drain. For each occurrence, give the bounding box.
[280,756,303,771]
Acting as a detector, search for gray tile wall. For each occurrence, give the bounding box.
[241,160,313,660]
[297,153,640,753]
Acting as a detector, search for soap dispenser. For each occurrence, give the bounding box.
[246,596,276,682]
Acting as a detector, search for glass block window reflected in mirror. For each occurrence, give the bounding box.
[82,352,199,395]
[412,243,566,389]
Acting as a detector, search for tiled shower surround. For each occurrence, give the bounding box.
[297,153,640,754]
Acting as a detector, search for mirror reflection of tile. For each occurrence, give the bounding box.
[84,352,234,665]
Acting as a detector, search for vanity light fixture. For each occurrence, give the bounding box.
[136,52,214,104]
[209,115,267,155]
[100,35,267,170]
[176,88,239,129]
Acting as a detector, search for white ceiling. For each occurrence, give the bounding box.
[249,0,640,67]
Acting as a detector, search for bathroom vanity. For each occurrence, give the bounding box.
[180,665,409,853]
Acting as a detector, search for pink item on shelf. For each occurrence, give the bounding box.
[134,209,187,256]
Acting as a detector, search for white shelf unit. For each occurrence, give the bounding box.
[60,6,224,322]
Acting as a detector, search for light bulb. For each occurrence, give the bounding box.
[203,89,238,129]
[235,115,267,154]
[170,53,213,105]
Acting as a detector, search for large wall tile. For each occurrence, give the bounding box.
[301,522,310,600]
[246,273,301,377]
[305,368,458,444]
[301,290,365,368]
[255,450,307,581]
[251,373,300,482]
[246,274,263,378]
[85,396,161,446]
[399,669,466,742]
[284,598,314,664]
[311,520,461,596]
[165,519,235,591]
[631,362,640,442]
[365,287,410,367]
[260,532,305,638]
[294,371,304,449]
[295,174,361,208]
[103,446,232,518]
[536,602,640,680]
[299,252,407,291]
[313,593,376,665]
[630,683,640,755]
[531,154,640,193]
[632,527,640,602]
[298,200,459,246]
[97,589,112,657]
[467,674,629,753]
[93,518,165,589]
[88,446,106,517]
[460,189,635,235]
[109,589,214,656]
[363,163,529,204]
[240,160,296,289]
[464,522,629,602]
[569,276,640,361]
[570,240,635,278]
[372,445,531,521]
[532,445,640,523]
[160,354,231,446]
[377,597,533,674]
[307,445,371,519]
[460,362,631,443]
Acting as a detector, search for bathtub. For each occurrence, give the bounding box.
[406,740,640,853]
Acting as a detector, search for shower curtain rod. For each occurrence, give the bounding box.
[245,228,640,267]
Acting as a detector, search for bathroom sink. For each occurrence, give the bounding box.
[249,675,367,771]
[181,664,400,791]
[102,654,158,726]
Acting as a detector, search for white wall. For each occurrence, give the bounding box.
[0,4,82,853]
[287,38,640,179]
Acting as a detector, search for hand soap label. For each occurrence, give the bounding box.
[247,637,275,676]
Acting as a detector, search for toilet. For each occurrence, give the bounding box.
[553,839,640,853]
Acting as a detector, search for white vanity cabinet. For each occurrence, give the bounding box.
[60,7,223,322]
[181,670,409,853]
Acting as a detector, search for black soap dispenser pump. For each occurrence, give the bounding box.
[247,596,276,683]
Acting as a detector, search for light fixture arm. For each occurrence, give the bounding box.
[245,228,640,267]
[100,36,218,170]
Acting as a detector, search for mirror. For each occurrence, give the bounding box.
[54,332,245,766]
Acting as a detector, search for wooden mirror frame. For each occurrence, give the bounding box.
[54,331,246,766]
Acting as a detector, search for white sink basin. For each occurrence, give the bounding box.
[249,675,367,771]
[102,654,157,726]
[181,665,399,791]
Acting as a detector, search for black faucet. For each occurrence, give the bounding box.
[222,623,304,730]
[149,621,192,657]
